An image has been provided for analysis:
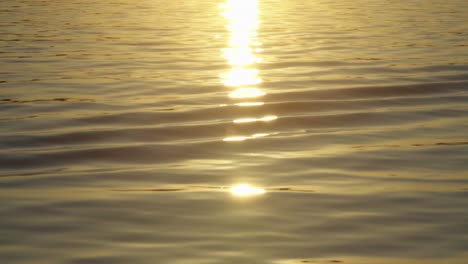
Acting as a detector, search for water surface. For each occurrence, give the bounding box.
[1,0,468,263]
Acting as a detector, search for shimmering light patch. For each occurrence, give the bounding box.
[233,118,257,123]
[229,88,265,98]
[228,31,258,46]
[220,0,260,26]
[221,68,262,87]
[252,133,270,138]
[223,136,249,142]
[230,184,266,196]
[261,115,277,121]
[235,102,264,107]
[222,47,256,66]
[251,41,262,46]
[223,133,270,142]
[220,0,263,88]
[233,115,278,123]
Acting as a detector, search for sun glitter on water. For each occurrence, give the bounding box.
[220,0,263,89]
[230,184,266,196]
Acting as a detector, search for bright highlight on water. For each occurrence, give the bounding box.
[233,115,277,123]
[223,133,270,142]
[235,102,265,107]
[230,184,266,196]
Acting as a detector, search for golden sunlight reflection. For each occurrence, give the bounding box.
[223,133,270,142]
[222,47,259,66]
[223,136,249,142]
[221,0,275,143]
[235,102,264,107]
[252,133,270,138]
[220,0,262,90]
[230,184,266,196]
[233,115,277,124]
[221,68,262,87]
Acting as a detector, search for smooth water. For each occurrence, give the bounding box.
[1,0,468,263]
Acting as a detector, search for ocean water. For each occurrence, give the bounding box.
[1,0,468,263]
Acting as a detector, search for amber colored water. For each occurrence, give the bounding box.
[1,0,468,263]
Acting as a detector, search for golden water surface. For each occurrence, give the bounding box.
[1,0,468,263]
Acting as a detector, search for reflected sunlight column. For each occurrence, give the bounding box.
[220,0,276,142]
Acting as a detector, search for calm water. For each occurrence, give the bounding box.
[1,0,468,263]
